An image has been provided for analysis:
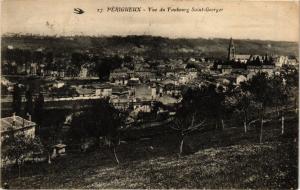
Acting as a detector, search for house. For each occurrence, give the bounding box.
[218,65,232,74]
[52,144,67,158]
[132,101,152,113]
[261,65,275,76]
[73,85,95,97]
[53,80,65,88]
[109,95,131,111]
[274,55,289,67]
[79,66,88,78]
[58,70,65,78]
[112,76,129,86]
[157,95,178,106]
[178,74,189,85]
[92,83,112,97]
[247,65,275,79]
[186,68,198,80]
[110,68,131,81]
[288,56,299,65]
[163,83,181,97]
[30,63,38,75]
[112,86,130,96]
[234,55,251,63]
[17,63,26,74]
[128,77,140,86]
[134,84,157,101]
[110,68,132,85]
[38,64,45,76]
[160,77,179,86]
[236,75,247,85]
[1,113,36,141]
[134,69,156,80]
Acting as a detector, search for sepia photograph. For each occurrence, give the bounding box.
[0,0,299,189]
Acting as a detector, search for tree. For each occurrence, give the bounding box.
[232,82,258,133]
[269,75,289,134]
[2,129,43,178]
[69,99,126,164]
[12,84,22,115]
[171,86,217,156]
[248,72,273,143]
[24,86,33,116]
[34,92,45,132]
[280,65,298,113]
[172,110,206,156]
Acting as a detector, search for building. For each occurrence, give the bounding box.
[236,75,247,85]
[79,66,88,78]
[30,63,38,75]
[228,38,250,63]
[53,80,65,88]
[93,83,113,97]
[1,114,36,141]
[228,38,235,61]
[134,84,157,101]
[274,55,289,67]
[218,65,233,74]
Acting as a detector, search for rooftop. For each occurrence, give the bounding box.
[1,116,36,133]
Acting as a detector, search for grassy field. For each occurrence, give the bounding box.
[1,115,298,189]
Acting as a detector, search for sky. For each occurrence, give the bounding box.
[1,0,299,42]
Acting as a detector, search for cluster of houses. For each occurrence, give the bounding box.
[216,38,298,80]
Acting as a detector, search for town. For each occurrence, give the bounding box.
[1,35,299,189]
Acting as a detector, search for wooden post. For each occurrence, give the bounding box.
[281,116,285,134]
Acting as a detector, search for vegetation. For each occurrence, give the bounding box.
[1,114,297,188]
[12,84,22,115]
[2,35,298,60]
[68,99,127,164]
[2,56,298,188]
[1,130,44,178]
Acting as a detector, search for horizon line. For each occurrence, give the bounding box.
[1,32,299,43]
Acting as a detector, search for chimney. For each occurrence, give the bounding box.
[27,113,31,121]
[12,112,16,127]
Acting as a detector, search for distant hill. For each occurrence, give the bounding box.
[1,35,298,60]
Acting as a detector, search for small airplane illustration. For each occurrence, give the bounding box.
[74,8,85,14]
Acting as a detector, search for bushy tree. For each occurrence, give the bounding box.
[24,87,33,116]
[2,130,44,177]
[248,72,273,143]
[269,75,289,134]
[34,92,45,133]
[69,99,126,164]
[232,82,258,133]
[171,84,225,156]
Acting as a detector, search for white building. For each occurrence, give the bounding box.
[1,114,36,141]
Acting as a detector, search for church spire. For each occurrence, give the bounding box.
[228,37,235,61]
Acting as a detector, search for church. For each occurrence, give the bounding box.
[227,38,274,65]
[227,38,251,63]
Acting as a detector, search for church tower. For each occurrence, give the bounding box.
[228,38,235,61]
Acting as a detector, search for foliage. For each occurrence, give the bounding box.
[68,99,126,143]
[247,72,273,109]
[12,84,22,115]
[2,129,44,177]
[24,87,33,115]
[34,92,45,126]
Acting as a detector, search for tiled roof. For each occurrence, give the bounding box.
[1,116,36,132]
[235,54,251,60]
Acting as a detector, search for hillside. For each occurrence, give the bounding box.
[2,114,298,189]
[1,35,298,60]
